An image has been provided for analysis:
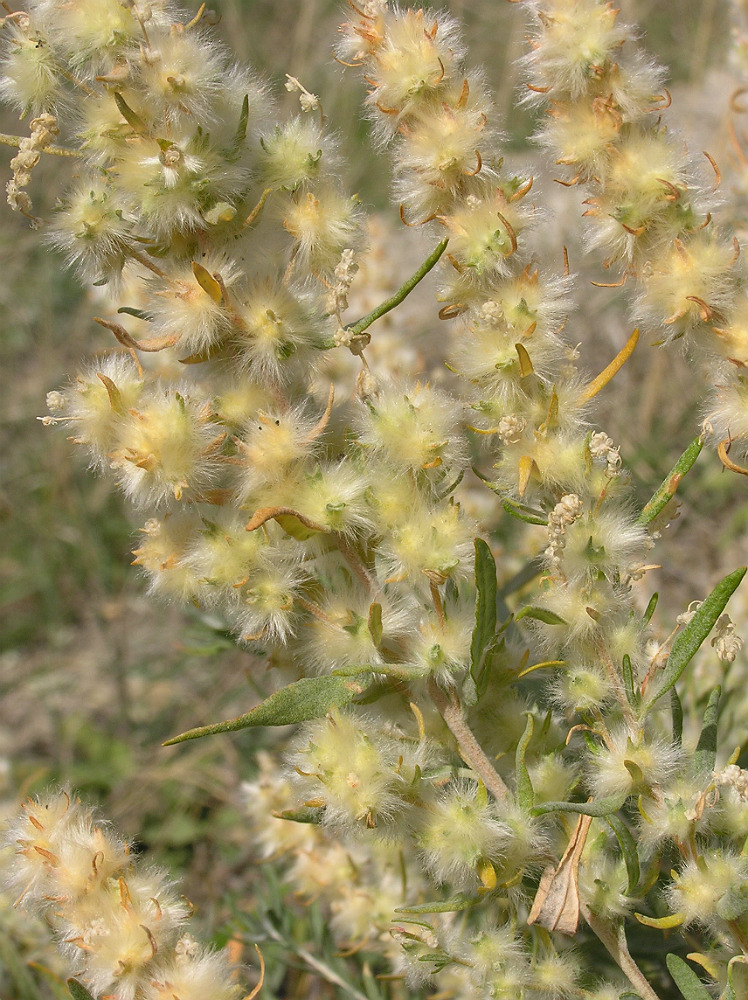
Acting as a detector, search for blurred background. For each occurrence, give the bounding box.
[1,0,746,997]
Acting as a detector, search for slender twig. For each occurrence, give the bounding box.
[261,919,371,1000]
[0,133,82,157]
[346,238,448,337]
[581,904,661,1000]
[427,677,509,803]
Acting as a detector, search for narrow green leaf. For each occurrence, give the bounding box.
[645,568,746,707]
[638,436,703,526]
[471,538,497,681]
[671,687,683,746]
[501,498,547,525]
[515,713,534,810]
[395,895,477,914]
[163,675,370,744]
[117,306,151,321]
[622,654,639,708]
[643,591,659,625]
[606,814,640,896]
[515,605,567,625]
[531,792,627,817]
[113,91,147,132]
[68,980,97,1000]
[274,806,324,824]
[368,602,383,647]
[665,954,713,1000]
[233,93,249,152]
[693,686,721,776]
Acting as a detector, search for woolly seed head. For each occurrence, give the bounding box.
[356,380,467,478]
[184,511,271,602]
[440,187,529,284]
[417,779,509,887]
[578,846,631,920]
[141,943,241,1000]
[3,787,79,907]
[234,402,324,497]
[41,0,168,71]
[62,870,190,1000]
[231,559,306,644]
[550,505,649,584]
[148,256,239,356]
[112,132,247,239]
[469,925,531,990]
[47,177,135,283]
[292,709,409,832]
[703,370,748,461]
[48,354,143,469]
[282,187,361,276]
[636,775,710,851]
[378,499,475,588]
[638,232,738,337]
[364,8,465,124]
[667,851,748,929]
[587,726,682,800]
[542,99,623,179]
[260,117,336,190]
[405,593,473,681]
[137,27,229,127]
[131,513,202,604]
[523,0,629,101]
[552,662,614,714]
[530,950,583,998]
[232,279,328,380]
[109,387,222,506]
[0,13,62,116]
[393,77,495,216]
[301,586,416,674]
[289,461,374,538]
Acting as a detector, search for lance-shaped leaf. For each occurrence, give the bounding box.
[692,686,721,776]
[164,675,370,744]
[515,713,534,810]
[644,567,746,707]
[273,806,325,824]
[471,538,497,682]
[622,654,639,709]
[395,894,478,914]
[68,981,96,1000]
[515,606,567,625]
[638,436,703,527]
[665,954,713,1000]
[671,687,683,746]
[606,814,640,896]
[191,260,223,303]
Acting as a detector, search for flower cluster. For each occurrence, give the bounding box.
[3,2,748,1000]
[523,0,748,466]
[3,788,243,1000]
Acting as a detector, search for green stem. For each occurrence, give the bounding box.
[347,237,448,337]
[0,132,82,157]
